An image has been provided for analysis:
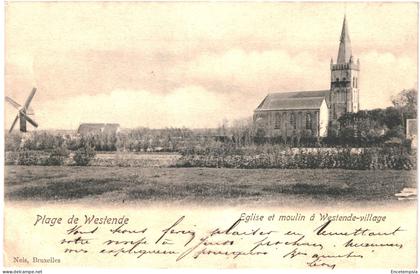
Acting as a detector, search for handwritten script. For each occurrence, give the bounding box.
[30,212,408,269]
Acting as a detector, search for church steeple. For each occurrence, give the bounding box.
[330,15,360,123]
[337,15,352,64]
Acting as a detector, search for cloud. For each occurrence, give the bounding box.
[184,48,328,92]
[360,51,417,109]
[4,2,417,129]
[5,47,417,129]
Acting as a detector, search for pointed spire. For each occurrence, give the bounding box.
[337,15,352,64]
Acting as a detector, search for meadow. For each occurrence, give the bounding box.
[4,165,416,206]
[4,128,416,206]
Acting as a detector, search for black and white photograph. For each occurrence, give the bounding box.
[2,1,418,270]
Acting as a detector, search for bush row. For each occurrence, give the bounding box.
[5,150,179,167]
[90,153,179,167]
[5,144,96,166]
[176,147,415,170]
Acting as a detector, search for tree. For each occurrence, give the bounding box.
[231,117,254,146]
[73,138,96,166]
[392,89,417,126]
[384,125,405,140]
[254,128,266,144]
[384,107,403,130]
[46,145,70,166]
[328,121,340,138]
[392,89,417,115]
[337,111,386,143]
[339,127,356,145]
[218,118,229,136]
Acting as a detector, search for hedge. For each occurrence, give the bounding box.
[176,147,414,170]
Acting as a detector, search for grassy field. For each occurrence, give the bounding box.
[4,165,416,207]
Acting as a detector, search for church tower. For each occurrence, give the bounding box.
[329,16,360,124]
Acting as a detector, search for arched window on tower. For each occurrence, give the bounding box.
[353,77,355,87]
[306,113,312,130]
[355,77,358,88]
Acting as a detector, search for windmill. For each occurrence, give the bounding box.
[6,87,39,133]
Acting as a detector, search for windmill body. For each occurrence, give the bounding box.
[6,87,39,133]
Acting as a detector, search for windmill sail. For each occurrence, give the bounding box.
[9,115,19,133]
[6,87,38,133]
[24,88,36,109]
[5,97,21,109]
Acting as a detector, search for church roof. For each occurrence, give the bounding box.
[255,90,329,111]
[337,16,352,64]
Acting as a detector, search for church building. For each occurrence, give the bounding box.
[253,16,360,138]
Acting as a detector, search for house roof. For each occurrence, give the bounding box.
[255,90,329,111]
[77,123,120,134]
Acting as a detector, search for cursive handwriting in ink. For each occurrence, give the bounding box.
[110,224,147,234]
[314,220,404,237]
[66,225,98,235]
[155,216,196,247]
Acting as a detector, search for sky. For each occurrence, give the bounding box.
[4,2,418,130]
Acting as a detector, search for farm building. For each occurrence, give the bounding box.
[77,123,120,135]
[254,16,360,138]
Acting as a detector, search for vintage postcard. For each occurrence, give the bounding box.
[2,1,418,271]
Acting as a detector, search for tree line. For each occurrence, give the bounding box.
[5,89,417,153]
